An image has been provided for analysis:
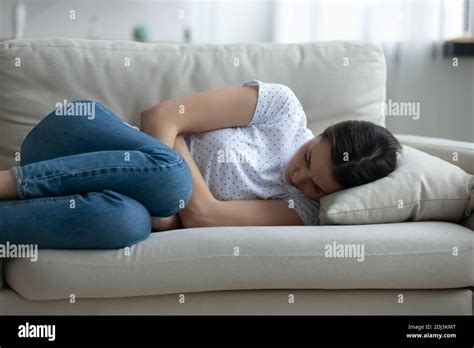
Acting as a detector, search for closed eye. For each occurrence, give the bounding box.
[306,152,321,194]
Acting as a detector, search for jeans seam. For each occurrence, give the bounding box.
[0,194,78,206]
[11,166,26,199]
[24,160,186,181]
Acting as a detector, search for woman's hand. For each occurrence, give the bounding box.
[151,214,182,232]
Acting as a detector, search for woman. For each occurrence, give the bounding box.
[0,80,402,249]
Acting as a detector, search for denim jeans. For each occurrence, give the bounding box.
[0,100,192,249]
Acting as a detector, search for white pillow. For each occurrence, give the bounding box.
[319,145,473,225]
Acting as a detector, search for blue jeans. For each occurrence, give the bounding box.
[0,100,192,249]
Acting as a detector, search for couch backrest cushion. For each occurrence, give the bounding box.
[0,38,386,169]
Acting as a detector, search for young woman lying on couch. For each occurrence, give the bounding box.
[0,80,401,249]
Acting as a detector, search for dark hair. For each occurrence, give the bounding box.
[320,120,403,189]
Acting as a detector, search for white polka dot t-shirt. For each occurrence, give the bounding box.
[184,79,320,225]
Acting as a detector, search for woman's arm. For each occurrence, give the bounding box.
[173,135,304,228]
[140,85,258,148]
[185,199,304,227]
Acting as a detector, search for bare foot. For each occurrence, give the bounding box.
[0,169,19,200]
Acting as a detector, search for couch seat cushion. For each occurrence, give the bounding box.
[4,221,473,301]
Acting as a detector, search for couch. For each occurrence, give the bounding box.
[0,38,472,315]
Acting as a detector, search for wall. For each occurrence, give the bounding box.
[385,45,474,142]
[0,0,273,43]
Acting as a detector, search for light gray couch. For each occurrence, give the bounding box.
[0,38,472,315]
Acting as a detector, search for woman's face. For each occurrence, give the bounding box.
[285,136,344,199]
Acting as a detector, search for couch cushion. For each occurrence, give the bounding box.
[0,38,386,169]
[319,145,473,225]
[461,181,474,230]
[4,221,473,301]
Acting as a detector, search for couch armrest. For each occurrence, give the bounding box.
[395,134,474,175]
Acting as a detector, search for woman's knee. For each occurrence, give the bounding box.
[21,100,97,163]
[132,146,192,215]
[169,162,192,214]
[154,159,193,217]
[138,145,183,165]
[94,190,151,248]
[20,114,57,165]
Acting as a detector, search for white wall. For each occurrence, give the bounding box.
[0,0,272,43]
[385,46,474,143]
[1,0,209,42]
[211,1,274,43]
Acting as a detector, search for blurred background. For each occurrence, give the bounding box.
[0,0,473,142]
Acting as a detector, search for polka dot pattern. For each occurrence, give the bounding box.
[184,80,320,225]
